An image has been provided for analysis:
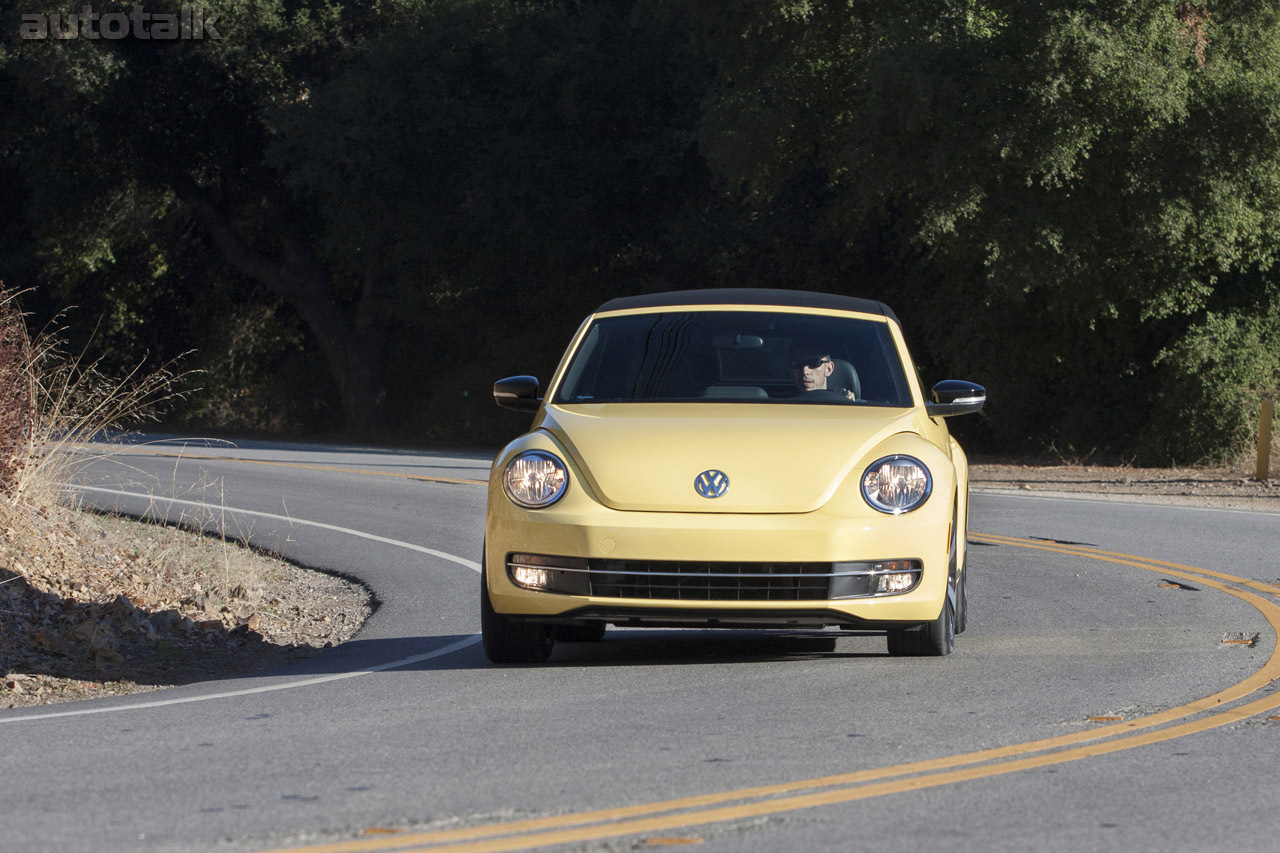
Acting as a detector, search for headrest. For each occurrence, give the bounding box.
[828,359,861,399]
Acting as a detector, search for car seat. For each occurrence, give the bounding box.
[828,359,861,400]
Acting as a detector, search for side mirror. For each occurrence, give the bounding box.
[494,375,542,412]
[926,380,986,418]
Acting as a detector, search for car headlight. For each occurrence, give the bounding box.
[502,451,569,508]
[861,455,932,514]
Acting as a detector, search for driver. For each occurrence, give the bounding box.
[789,346,856,401]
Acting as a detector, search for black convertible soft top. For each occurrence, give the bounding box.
[596,288,900,325]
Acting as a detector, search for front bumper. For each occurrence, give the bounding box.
[484,482,953,627]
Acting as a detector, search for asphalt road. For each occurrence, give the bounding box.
[3,438,1280,853]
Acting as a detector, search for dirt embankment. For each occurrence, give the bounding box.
[1,509,372,709]
[971,460,1280,512]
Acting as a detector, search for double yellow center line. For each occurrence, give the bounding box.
[260,533,1280,853]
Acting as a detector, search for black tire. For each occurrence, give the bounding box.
[554,622,607,643]
[952,491,967,630]
[886,596,955,657]
[481,562,555,664]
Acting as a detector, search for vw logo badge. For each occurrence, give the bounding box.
[694,469,729,499]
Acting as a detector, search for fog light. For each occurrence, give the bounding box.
[507,554,591,595]
[876,572,917,594]
[830,559,922,598]
[512,566,552,590]
[873,560,920,594]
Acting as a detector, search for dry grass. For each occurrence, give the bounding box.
[0,287,372,707]
[1,290,187,507]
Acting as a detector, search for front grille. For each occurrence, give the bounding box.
[587,559,832,601]
[507,554,921,601]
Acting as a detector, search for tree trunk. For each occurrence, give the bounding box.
[279,263,389,436]
[173,183,390,436]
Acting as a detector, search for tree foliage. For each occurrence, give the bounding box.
[2,0,1279,460]
[691,0,1280,461]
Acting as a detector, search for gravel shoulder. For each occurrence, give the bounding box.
[971,459,1280,513]
[1,509,373,709]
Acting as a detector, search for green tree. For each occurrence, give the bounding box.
[1,1,402,432]
[691,0,1280,461]
[267,1,710,440]
[1,1,710,439]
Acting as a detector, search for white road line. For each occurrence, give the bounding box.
[0,486,483,724]
[74,485,481,571]
[0,636,481,723]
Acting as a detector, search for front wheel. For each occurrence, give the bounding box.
[481,564,555,664]
[886,596,955,657]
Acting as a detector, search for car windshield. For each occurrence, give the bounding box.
[553,310,914,406]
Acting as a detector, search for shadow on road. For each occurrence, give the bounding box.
[256,629,886,679]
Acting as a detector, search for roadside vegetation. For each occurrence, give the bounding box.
[0,290,371,707]
[2,1,1278,464]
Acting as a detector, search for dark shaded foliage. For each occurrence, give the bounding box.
[0,289,34,492]
[1,1,1277,460]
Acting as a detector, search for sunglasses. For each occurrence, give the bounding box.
[788,357,830,370]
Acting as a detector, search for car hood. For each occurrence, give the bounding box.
[541,403,923,513]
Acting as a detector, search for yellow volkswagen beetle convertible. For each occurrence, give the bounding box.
[482,289,985,663]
